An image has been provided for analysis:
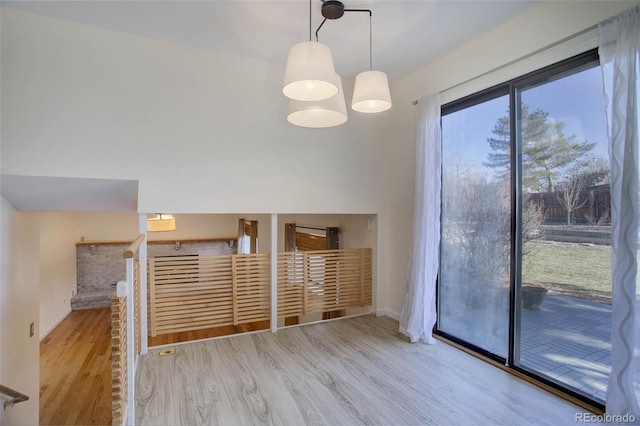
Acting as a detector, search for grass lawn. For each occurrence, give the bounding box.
[523,241,612,303]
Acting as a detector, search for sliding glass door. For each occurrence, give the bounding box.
[439,91,511,359]
[515,59,611,404]
[438,50,611,407]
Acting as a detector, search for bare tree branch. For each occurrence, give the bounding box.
[557,175,589,225]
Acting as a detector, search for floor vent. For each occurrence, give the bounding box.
[159,349,176,356]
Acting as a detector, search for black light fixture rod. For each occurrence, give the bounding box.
[315,18,327,41]
[343,8,371,14]
[342,9,373,70]
[309,0,312,41]
[315,4,374,69]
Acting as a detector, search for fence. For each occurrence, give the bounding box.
[528,186,610,225]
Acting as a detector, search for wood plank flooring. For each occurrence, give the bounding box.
[148,320,270,347]
[136,315,584,425]
[40,308,112,426]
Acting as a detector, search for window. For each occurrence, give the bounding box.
[438,49,611,408]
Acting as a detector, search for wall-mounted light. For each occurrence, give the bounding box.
[147,214,176,232]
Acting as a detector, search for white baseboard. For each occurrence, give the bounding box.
[39,308,72,341]
[375,308,400,321]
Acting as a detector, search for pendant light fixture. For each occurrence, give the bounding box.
[283,1,391,127]
[147,214,176,232]
[283,0,338,102]
[351,10,392,113]
[287,73,347,128]
[352,70,392,113]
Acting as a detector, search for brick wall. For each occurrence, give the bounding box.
[76,240,236,294]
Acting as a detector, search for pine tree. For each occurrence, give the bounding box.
[483,105,596,191]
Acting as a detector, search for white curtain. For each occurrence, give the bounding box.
[237,219,249,255]
[399,93,441,344]
[599,5,640,418]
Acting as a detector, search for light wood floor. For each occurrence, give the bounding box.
[148,320,270,347]
[136,315,584,425]
[40,307,112,426]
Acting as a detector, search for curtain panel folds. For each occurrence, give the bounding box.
[599,5,640,419]
[399,94,442,344]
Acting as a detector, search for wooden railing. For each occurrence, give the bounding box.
[148,253,271,336]
[147,248,372,336]
[277,248,372,317]
[111,234,144,426]
[110,293,127,426]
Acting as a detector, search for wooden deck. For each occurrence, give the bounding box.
[520,294,611,403]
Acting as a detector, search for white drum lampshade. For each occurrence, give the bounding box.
[287,74,348,128]
[351,70,392,113]
[283,41,339,102]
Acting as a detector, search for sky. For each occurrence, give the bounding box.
[442,65,608,179]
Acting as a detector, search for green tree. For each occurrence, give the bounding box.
[484,105,596,191]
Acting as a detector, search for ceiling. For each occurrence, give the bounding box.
[2,0,539,82]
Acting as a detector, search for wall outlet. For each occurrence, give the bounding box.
[30,322,34,338]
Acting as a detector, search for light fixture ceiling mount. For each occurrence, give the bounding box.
[321,0,345,20]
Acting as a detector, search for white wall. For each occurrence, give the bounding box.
[74,212,272,247]
[75,212,139,241]
[0,8,383,215]
[39,213,79,339]
[0,197,40,426]
[377,0,638,316]
[276,214,375,251]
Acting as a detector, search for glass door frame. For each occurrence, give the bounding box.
[436,48,604,410]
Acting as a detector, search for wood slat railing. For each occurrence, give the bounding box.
[148,253,271,336]
[111,234,145,426]
[147,248,372,337]
[277,248,372,317]
[111,294,127,426]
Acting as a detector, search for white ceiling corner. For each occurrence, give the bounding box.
[1,175,139,212]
